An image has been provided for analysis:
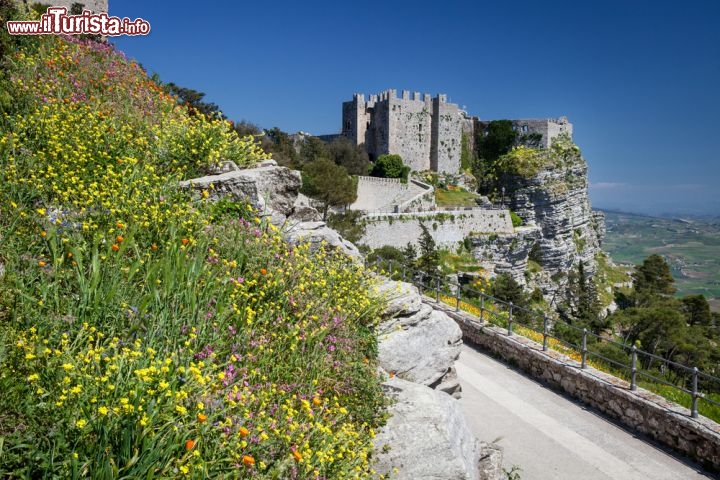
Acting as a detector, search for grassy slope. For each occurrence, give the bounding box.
[0,26,385,479]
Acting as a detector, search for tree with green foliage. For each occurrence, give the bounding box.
[473,120,517,194]
[301,158,357,220]
[489,273,534,324]
[681,294,712,326]
[165,83,224,119]
[328,136,370,175]
[370,154,410,180]
[632,254,676,306]
[561,262,604,332]
[416,223,439,274]
[263,127,298,167]
[402,242,417,267]
[298,136,330,166]
[232,120,262,138]
[327,210,365,244]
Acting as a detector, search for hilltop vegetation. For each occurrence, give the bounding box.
[0,6,384,478]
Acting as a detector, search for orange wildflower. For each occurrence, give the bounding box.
[239,426,249,437]
[111,244,120,252]
[40,231,47,238]
[260,268,267,275]
[151,243,158,252]
[197,413,207,423]
[181,238,189,246]
[242,455,255,467]
[38,261,46,267]
[116,235,124,243]
[185,439,195,451]
[312,397,322,406]
[292,450,303,462]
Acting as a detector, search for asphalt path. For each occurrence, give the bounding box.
[456,344,717,480]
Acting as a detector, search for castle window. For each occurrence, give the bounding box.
[345,121,351,131]
[418,124,422,132]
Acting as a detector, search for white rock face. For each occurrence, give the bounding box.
[379,306,463,394]
[373,376,482,480]
[180,164,302,223]
[283,221,361,259]
[375,281,462,396]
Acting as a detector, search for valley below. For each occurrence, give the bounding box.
[602,210,720,310]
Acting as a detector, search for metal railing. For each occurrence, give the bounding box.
[367,257,720,420]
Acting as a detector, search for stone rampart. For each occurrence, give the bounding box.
[432,302,720,473]
[361,209,513,250]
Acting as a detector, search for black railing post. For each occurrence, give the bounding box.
[581,328,588,369]
[480,296,485,322]
[455,285,461,312]
[542,316,549,352]
[630,346,638,391]
[691,367,699,419]
[435,276,440,302]
[508,302,514,336]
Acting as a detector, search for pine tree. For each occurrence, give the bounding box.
[416,223,439,274]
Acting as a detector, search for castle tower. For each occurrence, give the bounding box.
[342,89,461,174]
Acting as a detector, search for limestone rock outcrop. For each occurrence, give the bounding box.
[469,137,606,304]
[372,376,483,480]
[181,163,359,258]
[467,227,541,285]
[501,140,603,279]
[180,161,302,224]
[284,221,361,259]
[375,280,463,397]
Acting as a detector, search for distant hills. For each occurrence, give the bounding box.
[601,210,720,310]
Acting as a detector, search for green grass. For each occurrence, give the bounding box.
[435,188,478,207]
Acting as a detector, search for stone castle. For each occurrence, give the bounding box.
[342,89,468,174]
[341,89,573,174]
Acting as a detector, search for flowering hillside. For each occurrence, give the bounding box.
[0,22,384,480]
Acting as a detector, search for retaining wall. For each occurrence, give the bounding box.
[428,300,720,473]
[360,209,513,250]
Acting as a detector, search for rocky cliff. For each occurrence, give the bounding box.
[468,135,605,304]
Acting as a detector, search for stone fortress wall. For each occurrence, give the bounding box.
[361,209,514,251]
[341,89,573,175]
[342,90,465,174]
[502,117,572,148]
[349,176,434,213]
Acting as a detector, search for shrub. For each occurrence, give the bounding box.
[510,211,523,228]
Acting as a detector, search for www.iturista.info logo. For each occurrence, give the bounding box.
[7,7,150,36]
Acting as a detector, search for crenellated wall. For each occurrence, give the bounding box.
[342,90,462,174]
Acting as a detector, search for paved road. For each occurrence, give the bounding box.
[456,344,717,480]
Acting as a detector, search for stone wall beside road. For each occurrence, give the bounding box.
[433,301,720,474]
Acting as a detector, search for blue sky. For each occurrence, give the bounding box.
[111,0,720,216]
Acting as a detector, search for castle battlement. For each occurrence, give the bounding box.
[342,89,462,174]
